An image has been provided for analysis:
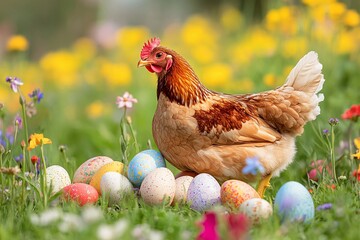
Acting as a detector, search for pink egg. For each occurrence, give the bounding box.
[63,183,99,206]
[73,156,114,183]
[221,180,259,210]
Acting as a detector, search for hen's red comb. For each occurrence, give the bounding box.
[140,37,161,60]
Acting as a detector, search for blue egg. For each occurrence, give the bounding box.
[127,150,166,188]
[274,181,314,223]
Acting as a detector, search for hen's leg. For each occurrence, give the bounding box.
[257,173,272,198]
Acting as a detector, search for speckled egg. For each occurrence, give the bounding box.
[90,161,124,194]
[100,172,133,206]
[140,168,175,206]
[46,165,71,194]
[220,180,260,210]
[73,156,113,183]
[173,176,193,204]
[127,150,166,188]
[239,198,273,224]
[274,181,314,223]
[63,183,99,206]
[187,173,221,212]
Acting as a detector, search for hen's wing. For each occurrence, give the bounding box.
[193,96,282,147]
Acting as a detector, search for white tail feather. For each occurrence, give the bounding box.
[285,51,325,121]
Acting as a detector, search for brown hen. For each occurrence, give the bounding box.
[138,38,325,197]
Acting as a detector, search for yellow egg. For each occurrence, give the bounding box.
[90,161,124,194]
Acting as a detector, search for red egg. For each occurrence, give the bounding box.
[63,183,99,206]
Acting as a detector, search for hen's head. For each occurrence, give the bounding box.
[137,38,173,75]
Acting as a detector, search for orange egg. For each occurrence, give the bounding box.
[220,180,259,210]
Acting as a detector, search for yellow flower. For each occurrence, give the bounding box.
[86,101,105,118]
[116,26,150,50]
[220,7,243,31]
[265,7,297,35]
[263,73,277,87]
[190,45,215,64]
[99,59,132,86]
[6,35,29,52]
[73,38,96,61]
[335,31,356,54]
[201,63,232,88]
[343,9,360,27]
[352,138,360,159]
[282,37,308,58]
[28,133,52,150]
[302,0,336,7]
[181,15,217,47]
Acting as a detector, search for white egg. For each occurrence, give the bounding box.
[187,173,221,212]
[100,172,133,206]
[140,168,176,206]
[173,176,193,204]
[239,198,273,224]
[46,165,71,194]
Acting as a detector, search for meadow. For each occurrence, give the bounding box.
[0,1,360,239]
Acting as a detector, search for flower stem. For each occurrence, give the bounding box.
[19,94,30,173]
[127,116,140,153]
[40,144,48,208]
[330,126,338,184]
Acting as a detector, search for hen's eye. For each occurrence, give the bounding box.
[156,52,163,58]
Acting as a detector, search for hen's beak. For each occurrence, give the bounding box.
[137,60,153,67]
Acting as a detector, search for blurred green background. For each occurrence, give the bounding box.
[1,0,360,175]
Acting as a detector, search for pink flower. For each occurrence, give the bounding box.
[197,212,219,240]
[116,92,138,109]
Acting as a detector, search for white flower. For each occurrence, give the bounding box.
[58,213,84,232]
[81,206,103,224]
[30,208,62,226]
[113,219,129,237]
[97,224,115,240]
[116,92,138,109]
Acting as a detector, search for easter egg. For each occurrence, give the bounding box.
[73,156,113,184]
[100,172,133,206]
[220,180,260,210]
[127,150,166,188]
[63,183,99,206]
[90,161,124,194]
[187,173,221,212]
[274,181,314,223]
[175,171,197,179]
[173,176,193,204]
[140,168,175,206]
[239,198,273,224]
[46,165,71,194]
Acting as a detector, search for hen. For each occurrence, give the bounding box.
[138,38,324,197]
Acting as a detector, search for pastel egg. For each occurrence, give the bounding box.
[63,183,99,206]
[127,150,166,188]
[46,165,71,194]
[187,173,221,212]
[90,161,124,194]
[274,181,314,223]
[73,156,114,184]
[100,172,133,206]
[173,176,193,204]
[140,168,175,206]
[220,180,260,210]
[239,198,273,224]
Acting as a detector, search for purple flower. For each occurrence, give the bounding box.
[116,92,138,109]
[28,88,44,103]
[317,203,332,211]
[15,115,23,128]
[6,77,23,93]
[322,129,329,136]
[15,154,23,163]
[328,118,339,126]
[242,157,265,175]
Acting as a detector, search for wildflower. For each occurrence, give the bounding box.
[338,175,347,180]
[322,129,329,136]
[14,115,23,129]
[342,104,360,121]
[28,88,44,103]
[81,206,103,224]
[31,155,40,165]
[6,35,29,52]
[352,168,360,181]
[226,213,249,240]
[307,160,332,182]
[328,118,339,126]
[116,92,138,109]
[15,154,23,163]
[30,208,62,226]
[28,133,52,150]
[317,203,333,211]
[352,138,360,159]
[242,157,265,175]
[26,102,37,117]
[197,212,219,240]
[5,76,23,93]
[58,213,85,232]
